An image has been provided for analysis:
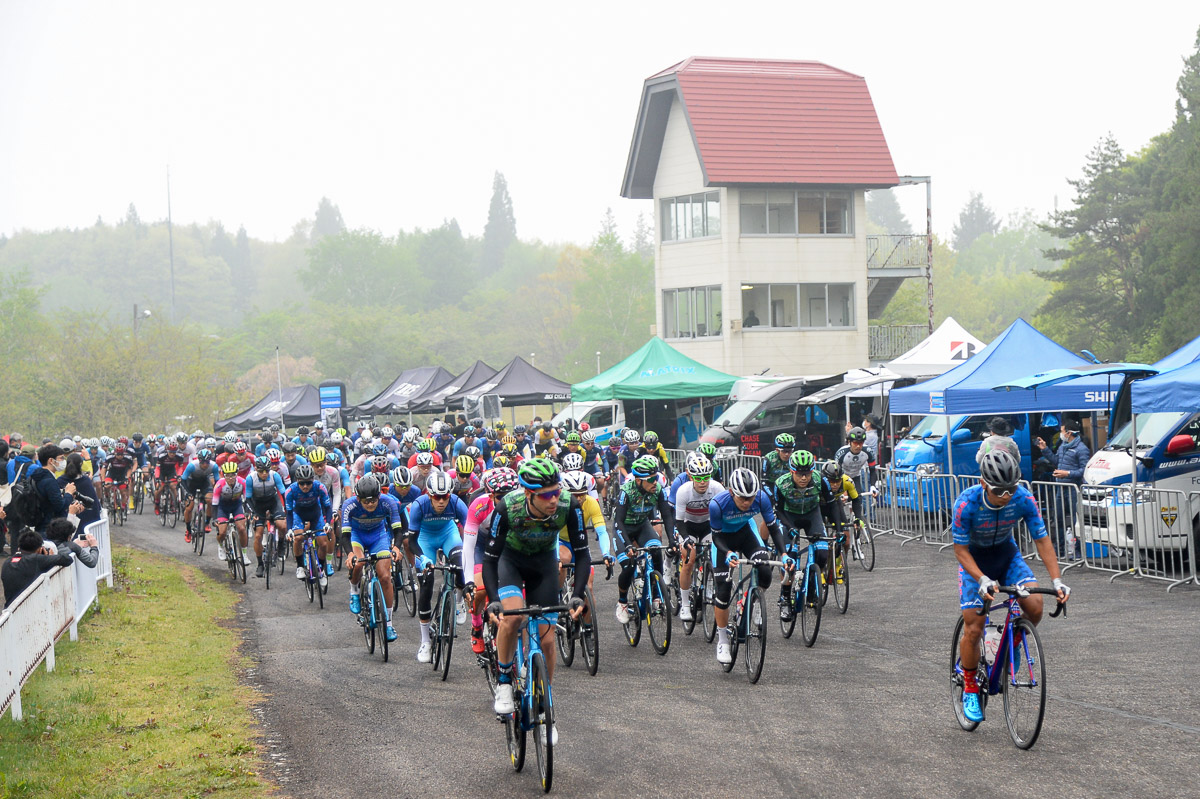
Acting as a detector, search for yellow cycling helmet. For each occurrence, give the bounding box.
[219,460,238,475]
[307,446,327,465]
[455,454,475,476]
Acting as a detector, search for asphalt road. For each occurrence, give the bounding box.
[112,512,1200,799]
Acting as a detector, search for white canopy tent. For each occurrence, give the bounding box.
[887,317,986,378]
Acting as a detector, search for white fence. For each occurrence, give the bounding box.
[1,517,113,721]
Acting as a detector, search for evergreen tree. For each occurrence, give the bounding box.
[866,189,912,233]
[952,192,998,250]
[481,171,516,275]
[632,211,654,258]
[312,197,346,241]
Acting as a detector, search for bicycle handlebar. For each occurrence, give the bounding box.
[498,604,572,617]
[978,585,1067,618]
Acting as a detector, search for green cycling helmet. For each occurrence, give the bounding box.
[789,450,815,472]
[697,442,717,458]
[775,433,796,449]
[565,431,582,444]
[517,458,560,490]
[631,455,660,479]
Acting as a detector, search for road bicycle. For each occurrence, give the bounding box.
[391,544,418,617]
[355,551,393,662]
[951,585,1066,749]
[841,495,876,571]
[291,525,325,609]
[823,522,851,615]
[250,506,283,590]
[555,557,610,676]
[428,551,462,682]
[780,533,828,647]
[187,488,209,556]
[131,470,147,515]
[158,479,182,528]
[620,544,673,655]
[720,554,787,684]
[495,602,570,793]
[220,516,247,585]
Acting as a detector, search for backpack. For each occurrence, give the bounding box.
[4,462,42,530]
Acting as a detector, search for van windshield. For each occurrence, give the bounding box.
[905,415,966,440]
[712,400,759,428]
[1108,412,1185,450]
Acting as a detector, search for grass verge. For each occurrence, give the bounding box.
[0,545,272,798]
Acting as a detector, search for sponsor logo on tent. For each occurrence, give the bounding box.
[950,340,977,361]
[262,400,287,414]
[386,383,421,399]
[930,392,945,413]
[639,365,696,379]
[543,394,570,400]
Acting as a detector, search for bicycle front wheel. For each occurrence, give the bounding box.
[646,572,672,656]
[833,550,849,614]
[531,652,554,792]
[779,577,797,639]
[950,615,983,732]
[702,568,717,643]
[166,492,179,528]
[1003,617,1046,749]
[799,563,823,648]
[504,698,526,773]
[400,557,418,617]
[437,588,455,680]
[623,580,642,648]
[580,588,599,676]
[373,579,390,663]
[264,535,273,590]
[744,587,768,684]
[555,586,576,667]
[363,586,376,654]
[854,522,876,571]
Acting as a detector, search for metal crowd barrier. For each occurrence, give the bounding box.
[1027,481,1083,572]
[1128,487,1196,591]
[664,448,688,479]
[872,467,923,544]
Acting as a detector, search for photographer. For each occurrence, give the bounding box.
[59,453,101,529]
[2,529,73,608]
[31,444,84,534]
[44,517,99,568]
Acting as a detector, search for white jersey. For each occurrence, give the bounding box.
[674,479,726,524]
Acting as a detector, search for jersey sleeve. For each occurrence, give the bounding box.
[1020,492,1048,540]
[708,496,725,533]
[581,496,610,556]
[951,493,975,546]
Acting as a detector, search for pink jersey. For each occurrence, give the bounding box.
[461,494,496,576]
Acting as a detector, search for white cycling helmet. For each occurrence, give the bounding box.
[562,452,584,471]
[622,429,641,445]
[686,452,714,478]
[223,432,238,443]
[728,467,760,498]
[561,470,594,495]
[427,471,453,496]
[328,431,344,445]
[389,465,412,488]
[381,426,395,438]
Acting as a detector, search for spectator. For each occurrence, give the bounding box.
[45,517,99,568]
[1037,417,1090,559]
[976,416,1020,465]
[0,439,9,486]
[2,529,73,608]
[743,309,760,327]
[59,453,101,530]
[31,444,84,534]
[6,441,33,483]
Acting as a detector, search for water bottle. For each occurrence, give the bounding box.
[984,628,1001,663]
[633,576,644,600]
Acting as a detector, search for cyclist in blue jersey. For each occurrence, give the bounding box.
[708,467,794,664]
[953,450,1070,723]
[408,471,469,663]
[612,455,676,625]
[284,464,333,589]
[387,465,422,567]
[341,475,403,642]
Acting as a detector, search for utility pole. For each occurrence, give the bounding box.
[899,176,934,335]
[596,351,601,375]
[166,166,177,324]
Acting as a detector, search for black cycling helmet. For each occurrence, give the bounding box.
[513,425,527,435]
[847,427,867,443]
[132,432,143,441]
[541,421,553,432]
[821,460,843,483]
[979,450,1021,491]
[355,474,381,499]
[281,441,298,454]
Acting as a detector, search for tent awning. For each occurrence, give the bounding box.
[447,356,571,407]
[215,385,323,432]
[992,363,1156,392]
[886,317,986,378]
[571,338,739,401]
[355,366,456,415]
[1131,359,1200,413]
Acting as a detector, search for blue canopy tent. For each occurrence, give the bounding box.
[1131,358,1200,413]
[1151,333,1200,373]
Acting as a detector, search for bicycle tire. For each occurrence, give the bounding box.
[682,578,699,636]
[483,621,501,696]
[950,615,983,732]
[722,607,739,673]
[373,579,390,663]
[531,652,554,792]
[400,557,418,617]
[167,489,180,528]
[305,550,316,604]
[580,587,599,676]
[854,522,876,571]
[135,478,145,514]
[363,585,376,653]
[702,568,717,643]
[1003,617,1046,749]
[555,585,576,667]
[315,553,324,608]
[505,704,526,773]
[799,562,822,648]
[391,561,402,613]
[622,576,642,648]
[744,587,768,684]
[833,549,849,614]
[438,588,454,681]
[264,534,273,590]
[157,491,167,526]
[779,577,797,639]
[646,571,671,655]
[231,535,246,584]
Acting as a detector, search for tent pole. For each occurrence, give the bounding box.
[275,346,286,436]
[946,416,955,477]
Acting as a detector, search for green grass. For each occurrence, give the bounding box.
[0,545,274,798]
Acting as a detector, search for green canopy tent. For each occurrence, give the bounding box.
[571,338,740,400]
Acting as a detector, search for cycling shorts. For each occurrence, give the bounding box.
[958,544,1035,609]
[612,520,660,566]
[104,472,129,487]
[415,526,463,571]
[249,496,285,523]
[215,500,245,523]
[291,506,325,534]
[496,547,560,622]
[350,526,393,557]
[556,540,594,577]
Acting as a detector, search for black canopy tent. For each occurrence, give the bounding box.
[409,360,498,413]
[445,356,571,408]
[354,365,456,417]
[215,385,323,433]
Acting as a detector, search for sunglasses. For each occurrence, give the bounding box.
[360,496,379,504]
[984,481,1014,498]
[298,481,313,487]
[534,488,561,501]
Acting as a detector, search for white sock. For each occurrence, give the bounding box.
[680,592,691,610]
[420,622,431,644]
[350,580,359,597]
[717,626,730,646]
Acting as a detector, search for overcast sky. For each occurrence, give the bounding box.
[2,2,1197,246]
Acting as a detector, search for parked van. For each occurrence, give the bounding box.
[698,376,842,459]
[551,398,722,447]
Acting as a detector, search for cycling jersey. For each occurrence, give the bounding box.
[340,493,404,555]
[446,470,480,502]
[762,450,791,486]
[708,489,786,553]
[827,474,860,501]
[407,493,468,570]
[212,475,247,519]
[613,478,675,531]
[834,445,871,479]
[559,494,610,556]
[284,481,331,531]
[181,462,216,492]
[245,469,285,507]
[157,451,186,478]
[579,447,605,476]
[483,490,589,606]
[773,473,835,518]
[313,464,343,513]
[951,484,1046,550]
[462,494,497,578]
[105,451,137,480]
[129,443,150,468]
[673,479,725,525]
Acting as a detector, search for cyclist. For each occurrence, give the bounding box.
[342,475,404,642]
[531,421,558,457]
[213,460,252,566]
[557,431,584,465]
[308,447,343,577]
[154,440,187,515]
[709,468,793,664]
[448,454,481,503]
[834,427,873,497]
[387,465,422,568]
[462,468,520,654]
[821,460,864,533]
[103,441,137,515]
[763,433,796,487]
[246,455,287,578]
[130,432,151,478]
[280,442,309,483]
[611,455,676,625]
[285,463,333,589]
[953,450,1070,724]
[614,429,642,483]
[483,458,589,732]
[671,452,724,623]
[180,449,217,543]
[772,450,836,621]
[407,471,469,663]
[452,426,481,460]
[640,431,673,480]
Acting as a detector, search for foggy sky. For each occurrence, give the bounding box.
[1,1,1196,244]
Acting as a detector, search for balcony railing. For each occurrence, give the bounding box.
[869,324,925,360]
[866,234,927,269]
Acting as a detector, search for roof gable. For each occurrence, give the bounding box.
[622,57,899,198]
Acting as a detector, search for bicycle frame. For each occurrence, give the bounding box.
[504,604,570,730]
[358,552,392,630]
[976,588,1065,696]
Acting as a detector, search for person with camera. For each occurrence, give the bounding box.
[2,529,74,608]
[32,444,85,535]
[44,517,99,568]
[59,453,101,529]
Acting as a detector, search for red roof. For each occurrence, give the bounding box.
[621,57,898,197]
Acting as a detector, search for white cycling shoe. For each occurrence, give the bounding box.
[296,566,306,580]
[614,603,631,624]
[416,642,432,663]
[716,640,732,664]
[494,683,515,715]
[679,603,693,622]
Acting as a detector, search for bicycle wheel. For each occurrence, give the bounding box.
[390,561,402,613]
[530,652,554,792]
[854,522,876,571]
[400,557,418,617]
[779,577,797,639]
[191,512,202,554]
[682,577,700,636]
[799,563,823,648]
[438,589,454,681]
[106,487,117,526]
[167,490,180,528]
[1003,617,1046,749]
[580,587,599,676]
[373,579,390,663]
[744,587,768,684]
[833,549,850,614]
[555,585,576,667]
[950,615,984,732]
[623,576,642,647]
[504,702,526,773]
[157,491,167,526]
[663,550,681,617]
[264,533,273,590]
[231,535,246,584]
[335,539,344,572]
[702,568,717,643]
[363,585,376,653]
[133,478,145,514]
[722,604,740,673]
[482,621,501,696]
[646,572,671,656]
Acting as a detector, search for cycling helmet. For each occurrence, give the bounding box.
[491,455,511,469]
[416,438,434,452]
[101,436,114,448]
[269,423,280,433]
[366,442,383,457]
[198,448,215,462]
[728,468,760,498]
[775,433,796,449]
[167,441,179,451]
[513,425,527,435]
[146,434,157,444]
[114,441,127,452]
[561,470,592,495]
[495,421,507,432]
[979,449,1021,490]
[789,450,816,472]
[253,455,269,469]
[132,432,143,441]
[463,425,476,436]
[501,434,516,446]
[326,450,343,466]
[297,426,309,436]
[370,455,389,473]
[517,458,560,490]
[204,437,218,449]
[562,452,584,471]
[427,471,454,496]
[175,432,188,444]
[281,442,298,454]
[402,429,417,444]
[643,431,659,446]
[381,426,395,438]
[622,429,641,445]
[389,465,412,488]
[314,421,325,430]
[631,455,659,479]
[485,429,498,441]
[469,418,483,430]
[455,455,476,476]
[540,421,552,432]
[220,460,238,475]
[415,452,434,466]
[292,463,314,482]
[580,430,596,443]
[501,443,517,456]
[117,435,129,445]
[360,430,373,443]
[465,445,482,460]
[267,448,282,464]
[565,432,581,444]
[193,429,205,438]
[224,432,238,443]
[821,460,843,483]
[328,431,344,445]
[307,446,326,465]
[847,426,867,443]
[355,474,381,499]
[685,452,713,479]
[697,442,717,458]
[485,467,519,495]
[234,441,248,454]
[579,422,590,432]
